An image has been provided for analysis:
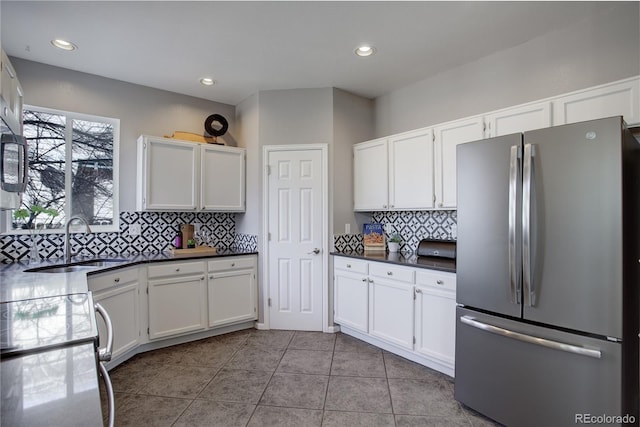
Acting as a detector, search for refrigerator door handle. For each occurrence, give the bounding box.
[508,145,521,304]
[460,315,602,359]
[522,143,534,306]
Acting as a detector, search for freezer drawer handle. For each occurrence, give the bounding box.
[99,362,115,427]
[460,315,601,359]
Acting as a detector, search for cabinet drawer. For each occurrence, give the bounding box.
[88,267,139,293]
[334,257,368,275]
[208,256,256,272]
[148,261,205,278]
[416,270,456,292]
[369,262,414,283]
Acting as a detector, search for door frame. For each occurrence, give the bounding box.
[261,144,330,332]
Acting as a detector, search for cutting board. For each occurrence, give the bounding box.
[170,246,217,258]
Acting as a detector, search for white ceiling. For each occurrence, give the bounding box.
[1,1,616,106]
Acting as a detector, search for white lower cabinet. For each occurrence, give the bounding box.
[207,256,258,327]
[368,263,415,349]
[147,261,208,340]
[88,267,141,360]
[414,270,457,370]
[333,257,369,333]
[333,256,456,376]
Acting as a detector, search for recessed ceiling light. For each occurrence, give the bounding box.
[355,45,376,57]
[51,39,77,51]
[200,78,216,86]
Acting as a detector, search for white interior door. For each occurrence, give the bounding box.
[267,148,324,331]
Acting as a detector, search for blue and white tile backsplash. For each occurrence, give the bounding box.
[1,211,258,263]
[334,210,457,253]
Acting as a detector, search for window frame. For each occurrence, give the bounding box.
[3,105,120,235]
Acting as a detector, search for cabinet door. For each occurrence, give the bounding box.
[485,101,552,137]
[389,128,435,210]
[148,274,207,340]
[208,268,257,327]
[368,277,414,349]
[553,77,640,126]
[0,50,23,133]
[201,145,246,211]
[353,138,389,211]
[434,116,485,209]
[139,137,198,210]
[94,281,140,359]
[334,270,369,333]
[414,285,456,369]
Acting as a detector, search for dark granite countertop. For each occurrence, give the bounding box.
[331,250,456,273]
[0,249,258,303]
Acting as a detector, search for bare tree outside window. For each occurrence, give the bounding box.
[12,108,117,232]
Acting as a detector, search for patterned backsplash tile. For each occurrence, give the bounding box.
[334,210,457,253]
[0,211,249,263]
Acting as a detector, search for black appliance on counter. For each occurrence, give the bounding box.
[415,239,456,271]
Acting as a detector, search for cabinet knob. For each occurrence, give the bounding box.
[438,203,443,208]
[176,268,181,272]
[368,279,374,283]
[437,280,444,285]
[362,278,367,282]
[415,288,423,294]
[383,204,387,208]
[346,264,351,268]
[231,263,235,267]
[114,278,120,283]
[387,271,393,276]
[209,275,213,280]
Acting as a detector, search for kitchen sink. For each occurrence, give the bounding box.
[24,258,128,273]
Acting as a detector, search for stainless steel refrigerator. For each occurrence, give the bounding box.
[454,116,639,427]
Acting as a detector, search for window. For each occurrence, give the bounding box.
[9,106,119,233]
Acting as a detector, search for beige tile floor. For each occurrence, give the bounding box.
[101,330,500,426]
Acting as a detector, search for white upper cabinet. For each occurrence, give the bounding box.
[0,50,23,133]
[137,137,199,211]
[553,77,640,126]
[485,101,552,138]
[352,77,639,212]
[137,135,246,212]
[389,128,435,210]
[434,116,485,209]
[353,138,389,211]
[201,145,245,211]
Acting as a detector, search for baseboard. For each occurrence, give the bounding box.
[325,325,341,333]
[255,322,269,330]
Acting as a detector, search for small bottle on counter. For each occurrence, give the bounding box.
[187,239,196,249]
[174,229,183,249]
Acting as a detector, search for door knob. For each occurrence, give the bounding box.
[307,248,321,255]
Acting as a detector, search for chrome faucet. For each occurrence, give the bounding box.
[64,215,92,263]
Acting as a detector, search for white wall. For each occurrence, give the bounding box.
[374,2,640,136]
[235,93,260,237]
[332,88,374,235]
[11,58,237,212]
